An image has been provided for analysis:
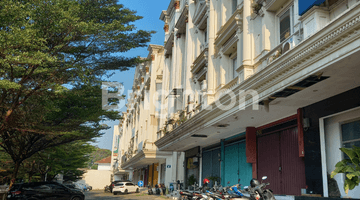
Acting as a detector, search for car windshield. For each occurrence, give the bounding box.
[115,183,124,186]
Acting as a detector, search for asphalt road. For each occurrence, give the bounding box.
[85,190,170,200]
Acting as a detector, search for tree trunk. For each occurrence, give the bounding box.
[8,161,21,190]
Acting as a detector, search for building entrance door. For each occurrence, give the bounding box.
[257,127,306,195]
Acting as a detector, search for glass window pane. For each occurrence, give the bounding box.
[232,0,237,13]
[233,57,238,79]
[280,10,290,42]
[341,120,360,142]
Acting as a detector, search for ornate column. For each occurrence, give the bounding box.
[204,5,215,106]
[242,0,252,67]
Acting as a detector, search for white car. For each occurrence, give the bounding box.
[112,182,139,195]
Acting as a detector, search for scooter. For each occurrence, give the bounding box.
[242,176,276,200]
[104,185,110,193]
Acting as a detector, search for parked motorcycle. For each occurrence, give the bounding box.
[148,185,153,195]
[104,185,110,193]
[155,184,161,195]
[161,184,167,195]
[243,176,276,200]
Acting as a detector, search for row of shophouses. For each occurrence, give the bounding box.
[110,0,360,198]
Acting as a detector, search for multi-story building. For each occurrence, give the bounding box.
[113,0,360,198]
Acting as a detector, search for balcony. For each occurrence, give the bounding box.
[193,0,209,30]
[214,8,243,50]
[164,32,174,56]
[191,47,208,82]
[258,0,290,12]
[120,150,172,169]
[175,5,188,34]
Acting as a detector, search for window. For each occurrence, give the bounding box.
[204,30,208,43]
[341,119,360,158]
[279,5,294,43]
[232,57,238,79]
[126,183,134,186]
[232,0,237,13]
[342,120,360,148]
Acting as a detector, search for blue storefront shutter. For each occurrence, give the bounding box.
[299,0,326,16]
[224,141,252,188]
[224,143,239,186]
[202,148,221,187]
[238,142,252,188]
[202,151,212,184]
[211,148,221,184]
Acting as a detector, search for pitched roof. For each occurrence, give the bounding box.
[95,156,111,164]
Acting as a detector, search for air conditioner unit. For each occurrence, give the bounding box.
[282,36,295,54]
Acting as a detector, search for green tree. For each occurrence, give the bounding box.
[0,0,154,188]
[331,146,360,194]
[87,148,111,169]
[23,142,96,182]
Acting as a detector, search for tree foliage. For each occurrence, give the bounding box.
[0,0,153,186]
[87,147,111,169]
[1,142,96,183]
[331,146,360,194]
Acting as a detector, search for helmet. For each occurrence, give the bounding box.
[250,179,260,187]
[203,178,210,184]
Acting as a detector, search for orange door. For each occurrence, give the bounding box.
[153,163,159,186]
[148,165,153,186]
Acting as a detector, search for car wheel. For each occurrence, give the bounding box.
[71,197,82,200]
[136,188,139,193]
[125,189,128,194]
[113,192,117,195]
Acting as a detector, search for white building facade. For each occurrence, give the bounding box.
[114,0,360,198]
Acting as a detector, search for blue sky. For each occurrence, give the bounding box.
[93,0,170,150]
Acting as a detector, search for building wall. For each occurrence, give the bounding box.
[324,107,360,198]
[116,0,360,196]
[81,170,112,190]
[97,163,111,171]
[303,86,360,195]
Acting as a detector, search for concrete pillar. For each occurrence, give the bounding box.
[129,170,133,181]
[171,152,178,184]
